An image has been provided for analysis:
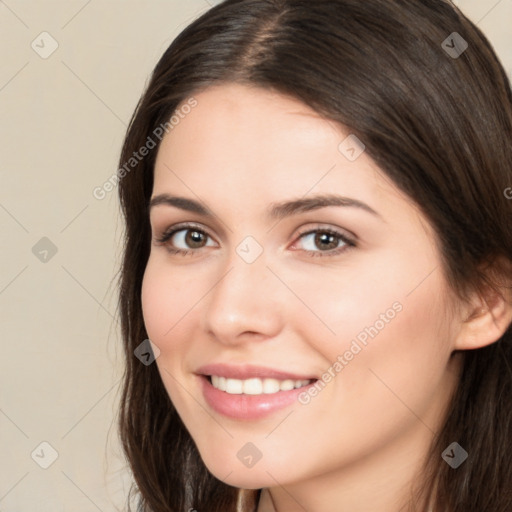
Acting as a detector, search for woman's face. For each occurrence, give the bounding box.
[141,82,462,491]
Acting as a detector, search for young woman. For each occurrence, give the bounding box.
[116,1,512,511]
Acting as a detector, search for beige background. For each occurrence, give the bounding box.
[0,1,510,510]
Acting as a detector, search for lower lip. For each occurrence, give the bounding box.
[199,375,317,420]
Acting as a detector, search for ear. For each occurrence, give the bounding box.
[454,274,512,351]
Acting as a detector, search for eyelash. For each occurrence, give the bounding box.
[154,222,356,258]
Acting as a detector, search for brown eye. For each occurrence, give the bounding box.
[155,224,217,255]
[183,229,208,248]
[313,232,339,251]
[292,227,356,257]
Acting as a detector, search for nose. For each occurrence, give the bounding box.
[201,251,284,346]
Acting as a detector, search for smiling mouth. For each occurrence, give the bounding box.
[206,375,317,395]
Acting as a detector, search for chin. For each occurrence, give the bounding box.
[214,471,272,490]
[196,453,273,488]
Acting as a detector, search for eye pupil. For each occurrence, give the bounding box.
[185,230,206,248]
[315,232,338,250]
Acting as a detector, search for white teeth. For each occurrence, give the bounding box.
[243,378,263,395]
[280,379,295,391]
[209,376,313,395]
[225,378,243,394]
[263,378,281,394]
[211,375,228,391]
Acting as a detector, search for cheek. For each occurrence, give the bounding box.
[326,273,453,436]
[140,257,201,414]
[141,261,169,339]
[278,256,408,361]
[291,252,453,408]
[141,256,200,341]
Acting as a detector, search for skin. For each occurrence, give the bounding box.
[141,82,511,512]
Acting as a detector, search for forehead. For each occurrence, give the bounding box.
[164,83,343,163]
[152,82,415,225]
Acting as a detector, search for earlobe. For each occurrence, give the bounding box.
[454,286,512,351]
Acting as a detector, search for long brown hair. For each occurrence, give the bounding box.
[116,1,512,510]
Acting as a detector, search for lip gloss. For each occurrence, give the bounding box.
[199,375,316,420]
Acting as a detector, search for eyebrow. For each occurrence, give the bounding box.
[149,193,382,220]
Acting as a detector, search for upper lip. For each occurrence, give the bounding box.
[196,363,317,381]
